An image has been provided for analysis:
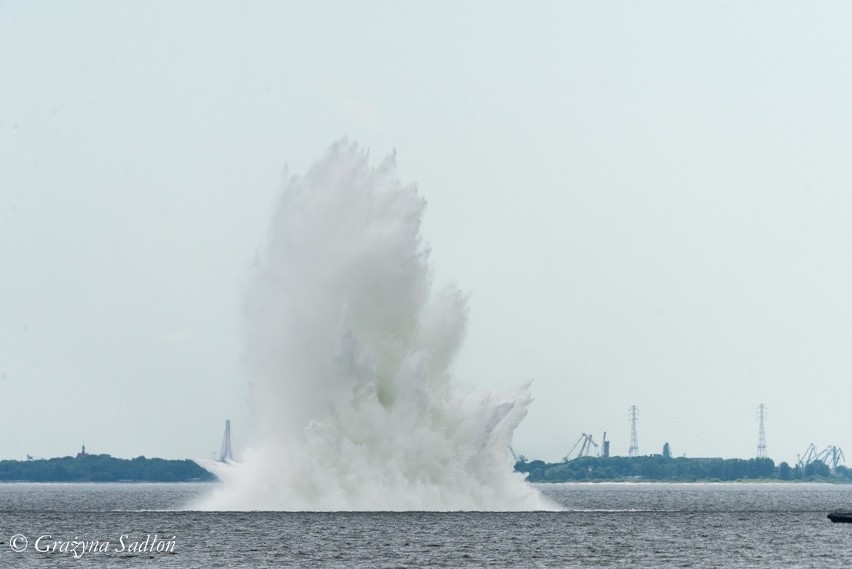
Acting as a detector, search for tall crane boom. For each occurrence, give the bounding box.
[564,433,598,461]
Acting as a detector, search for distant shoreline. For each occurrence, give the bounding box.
[0,454,217,483]
[531,478,852,485]
[0,479,216,483]
[516,455,852,484]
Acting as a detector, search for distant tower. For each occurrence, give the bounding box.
[601,432,610,458]
[756,404,767,458]
[628,406,639,457]
[219,420,234,462]
[663,442,672,459]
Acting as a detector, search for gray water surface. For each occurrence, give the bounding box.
[1,482,850,567]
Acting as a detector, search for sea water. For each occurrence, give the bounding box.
[1,482,851,567]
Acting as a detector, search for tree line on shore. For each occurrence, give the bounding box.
[516,455,852,483]
[0,454,216,482]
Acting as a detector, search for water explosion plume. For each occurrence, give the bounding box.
[199,140,549,510]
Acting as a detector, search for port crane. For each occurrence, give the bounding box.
[797,443,818,468]
[797,443,846,473]
[563,433,598,462]
[819,446,846,472]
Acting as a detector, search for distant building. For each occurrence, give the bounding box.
[662,442,672,459]
[76,444,89,459]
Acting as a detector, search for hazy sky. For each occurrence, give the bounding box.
[3,2,852,464]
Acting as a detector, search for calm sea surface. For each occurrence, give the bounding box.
[1,482,851,567]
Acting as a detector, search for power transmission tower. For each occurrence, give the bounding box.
[756,404,767,458]
[628,406,639,457]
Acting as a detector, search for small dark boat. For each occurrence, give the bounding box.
[828,511,852,523]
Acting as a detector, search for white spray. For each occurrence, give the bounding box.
[198,140,550,510]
